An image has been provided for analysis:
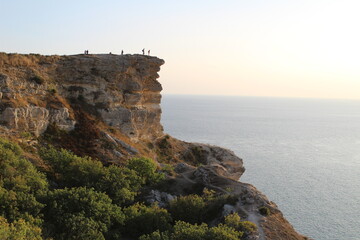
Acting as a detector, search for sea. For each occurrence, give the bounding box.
[160,95,360,240]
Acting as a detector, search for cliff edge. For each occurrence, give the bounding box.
[0,52,307,240]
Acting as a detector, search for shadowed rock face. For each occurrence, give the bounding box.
[0,54,165,140]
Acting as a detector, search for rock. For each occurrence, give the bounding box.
[145,190,175,207]
[49,108,76,131]
[0,106,75,136]
[113,150,123,158]
[0,73,10,87]
[113,137,139,154]
[56,54,165,140]
[174,162,195,173]
[101,131,139,155]
[194,144,245,180]
[222,204,237,216]
[0,54,165,141]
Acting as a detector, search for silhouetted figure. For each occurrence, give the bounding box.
[148,50,150,55]
[121,50,124,55]
[109,52,112,54]
[142,48,145,55]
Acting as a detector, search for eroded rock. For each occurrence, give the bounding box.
[0,106,75,136]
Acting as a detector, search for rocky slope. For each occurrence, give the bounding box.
[0,52,307,240]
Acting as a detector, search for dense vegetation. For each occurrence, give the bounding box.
[0,137,257,239]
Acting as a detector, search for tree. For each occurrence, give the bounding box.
[208,224,243,240]
[0,138,47,222]
[169,194,206,224]
[123,203,172,238]
[0,216,42,240]
[171,221,208,240]
[42,187,124,240]
[126,157,165,184]
[40,147,144,205]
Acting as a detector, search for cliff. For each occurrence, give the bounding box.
[0,52,306,240]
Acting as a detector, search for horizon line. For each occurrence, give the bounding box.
[162,93,360,101]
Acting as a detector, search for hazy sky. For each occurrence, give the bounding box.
[1,0,360,99]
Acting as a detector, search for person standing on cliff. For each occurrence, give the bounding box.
[148,50,150,55]
[121,50,124,55]
[142,48,145,55]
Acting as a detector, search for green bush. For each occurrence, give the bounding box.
[98,164,142,204]
[126,157,165,184]
[0,216,42,240]
[123,203,172,238]
[172,221,208,240]
[208,224,243,240]
[169,190,235,224]
[139,230,171,240]
[42,187,124,240]
[40,147,144,204]
[202,190,235,221]
[0,138,48,222]
[259,206,270,216]
[237,221,257,236]
[224,213,257,238]
[169,194,206,224]
[140,221,242,240]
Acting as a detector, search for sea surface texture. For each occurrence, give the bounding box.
[161,95,360,240]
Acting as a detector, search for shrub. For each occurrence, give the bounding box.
[30,75,44,85]
[259,206,270,216]
[224,213,257,237]
[0,216,42,240]
[169,190,238,224]
[42,187,124,240]
[0,138,48,221]
[126,157,165,185]
[160,163,175,176]
[140,220,243,240]
[123,203,172,238]
[98,164,142,204]
[139,230,171,240]
[40,147,143,204]
[208,224,243,240]
[172,221,208,240]
[237,221,257,236]
[225,212,242,228]
[169,194,206,224]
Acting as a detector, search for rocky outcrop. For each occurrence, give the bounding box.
[0,54,164,140]
[0,71,75,136]
[154,136,245,181]
[0,106,75,136]
[56,54,164,140]
[190,143,245,180]
[161,162,306,240]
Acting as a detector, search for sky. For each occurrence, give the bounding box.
[1,0,360,99]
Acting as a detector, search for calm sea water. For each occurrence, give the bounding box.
[160,95,360,240]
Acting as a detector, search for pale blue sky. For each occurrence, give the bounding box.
[1,0,360,99]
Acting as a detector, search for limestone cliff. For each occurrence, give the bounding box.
[0,53,164,140]
[0,52,306,240]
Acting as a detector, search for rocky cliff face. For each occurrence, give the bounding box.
[0,53,164,140]
[0,53,306,240]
